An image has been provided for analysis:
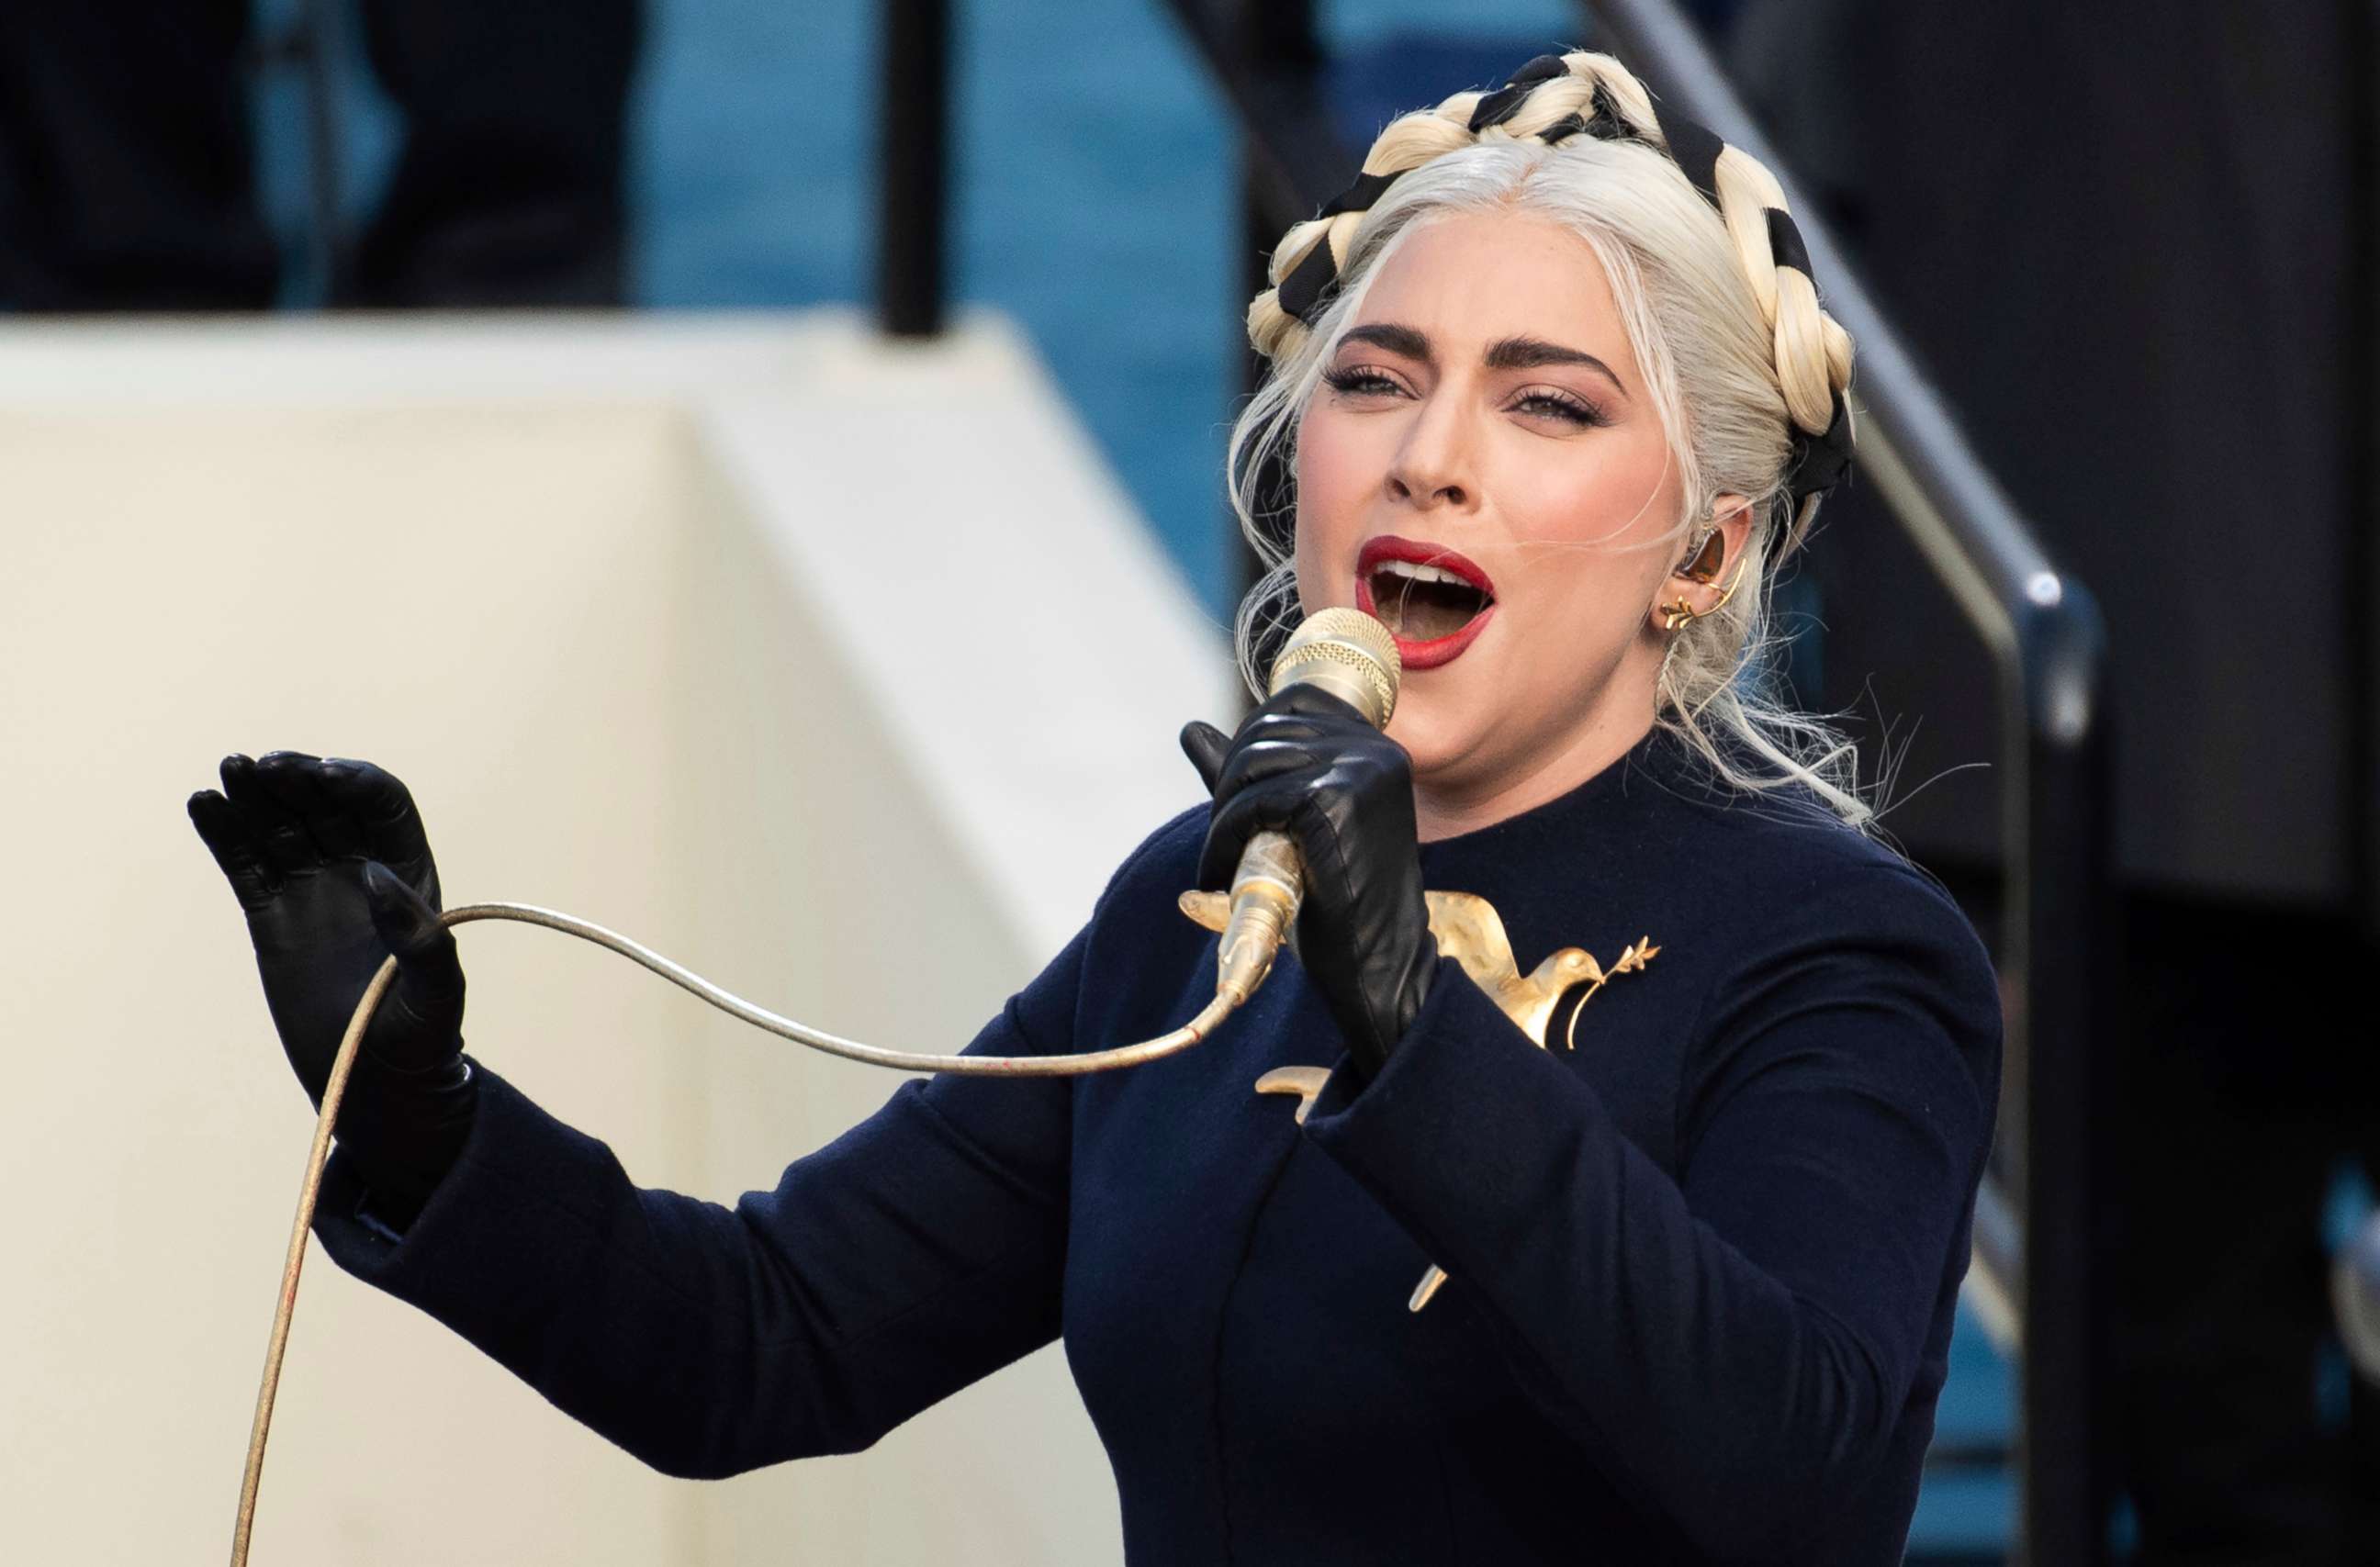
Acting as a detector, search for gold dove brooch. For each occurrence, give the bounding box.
[1177,888,1656,1313]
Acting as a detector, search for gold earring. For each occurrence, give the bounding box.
[1662,556,1750,632]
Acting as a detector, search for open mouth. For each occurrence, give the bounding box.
[1354,537,1498,666]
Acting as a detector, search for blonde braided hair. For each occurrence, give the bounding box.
[1229,50,1878,829]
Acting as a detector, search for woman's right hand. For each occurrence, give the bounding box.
[188,751,475,1226]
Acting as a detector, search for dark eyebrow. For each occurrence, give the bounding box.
[1338,322,1630,398]
[1484,334,1630,397]
[1339,322,1432,362]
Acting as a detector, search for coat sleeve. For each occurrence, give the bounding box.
[309,920,1091,1481]
[1297,865,2002,1561]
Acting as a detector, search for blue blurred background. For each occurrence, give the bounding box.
[254,0,1632,627]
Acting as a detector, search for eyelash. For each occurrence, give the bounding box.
[1320,365,1611,429]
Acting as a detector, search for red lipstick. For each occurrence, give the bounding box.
[1353,535,1499,670]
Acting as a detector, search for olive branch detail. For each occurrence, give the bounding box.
[1562,935,1660,1052]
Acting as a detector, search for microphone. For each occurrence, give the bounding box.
[1211,607,1402,1006]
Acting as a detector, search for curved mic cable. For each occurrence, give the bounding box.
[228,607,1400,1564]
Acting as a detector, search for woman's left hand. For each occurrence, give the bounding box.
[1181,685,1436,1081]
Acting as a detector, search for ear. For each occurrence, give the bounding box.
[1650,494,1757,632]
[1706,493,1756,582]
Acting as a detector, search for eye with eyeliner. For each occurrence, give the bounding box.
[1322,364,1611,430]
[1511,386,1611,428]
[1321,364,1404,398]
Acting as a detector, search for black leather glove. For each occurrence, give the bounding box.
[188,751,474,1228]
[1181,685,1437,1081]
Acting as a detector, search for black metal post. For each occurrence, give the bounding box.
[2014,613,2115,1567]
[878,0,950,337]
[2347,0,2380,946]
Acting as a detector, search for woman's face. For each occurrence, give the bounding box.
[1294,207,1725,832]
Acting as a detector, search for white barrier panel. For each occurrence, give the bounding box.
[0,310,1234,1565]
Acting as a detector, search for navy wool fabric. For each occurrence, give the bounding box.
[313,725,2002,1563]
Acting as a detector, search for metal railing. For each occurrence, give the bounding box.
[1159,2,2115,1561]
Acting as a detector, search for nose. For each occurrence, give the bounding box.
[1384,391,1477,512]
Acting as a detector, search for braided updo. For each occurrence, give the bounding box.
[1227,50,1872,829]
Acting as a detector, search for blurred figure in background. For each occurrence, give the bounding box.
[1729,2,2380,1561]
[0,1,641,309]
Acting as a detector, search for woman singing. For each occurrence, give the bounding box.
[188,51,1998,1564]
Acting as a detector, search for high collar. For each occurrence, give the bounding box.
[1417,722,1708,875]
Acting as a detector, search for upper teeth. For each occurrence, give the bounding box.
[1373,560,1478,589]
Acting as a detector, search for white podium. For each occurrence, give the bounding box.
[0,310,1229,1564]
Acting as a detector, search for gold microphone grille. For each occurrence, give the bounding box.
[1267,608,1401,728]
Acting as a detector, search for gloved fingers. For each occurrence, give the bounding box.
[320,758,441,905]
[1179,721,1230,795]
[1202,697,1376,800]
[1196,772,1330,892]
[1237,689,1375,745]
[1230,709,1351,750]
[253,750,369,860]
[362,860,466,1050]
[1195,707,1404,884]
[1207,727,1342,806]
[187,789,280,912]
[219,754,321,879]
[1216,683,1375,760]
[1217,686,1375,778]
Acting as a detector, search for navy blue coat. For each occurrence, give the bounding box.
[314,726,2002,1563]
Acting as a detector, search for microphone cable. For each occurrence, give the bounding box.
[228,900,1242,1566]
[230,608,1402,1566]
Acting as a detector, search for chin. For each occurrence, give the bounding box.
[1385,694,1478,782]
